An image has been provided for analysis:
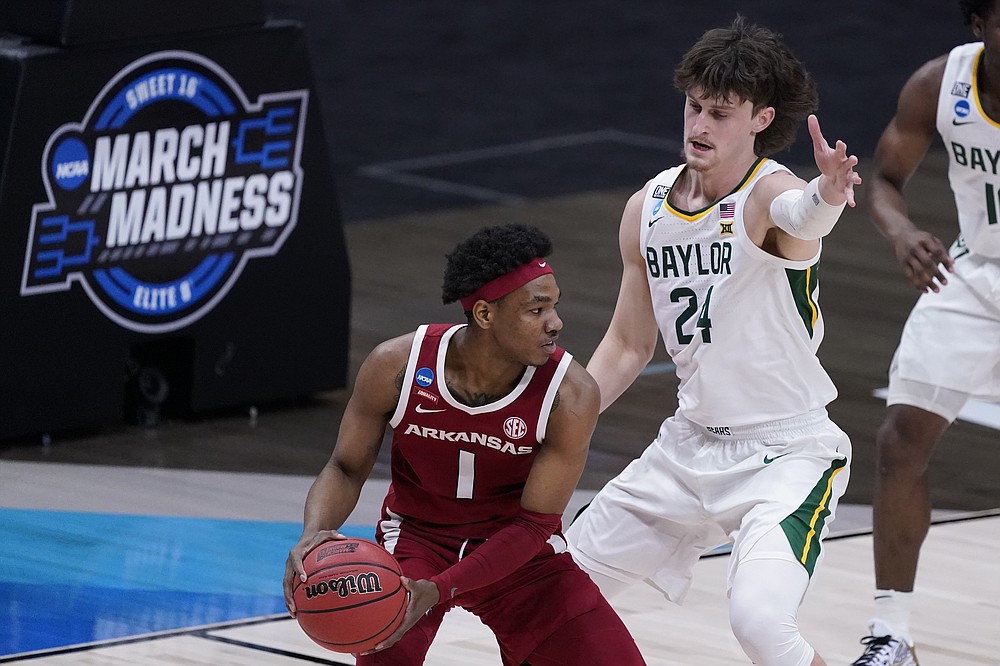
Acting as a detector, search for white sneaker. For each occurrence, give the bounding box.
[850,633,919,666]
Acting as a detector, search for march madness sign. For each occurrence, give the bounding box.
[20,50,308,333]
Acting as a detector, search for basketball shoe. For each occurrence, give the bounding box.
[850,633,919,666]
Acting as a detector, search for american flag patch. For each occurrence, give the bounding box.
[719,201,735,219]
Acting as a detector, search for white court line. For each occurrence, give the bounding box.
[872,387,1000,431]
[361,129,680,171]
[0,461,596,529]
[357,128,682,203]
[631,376,1000,431]
[358,167,526,205]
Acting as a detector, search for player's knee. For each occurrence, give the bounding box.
[729,591,812,666]
[875,416,932,476]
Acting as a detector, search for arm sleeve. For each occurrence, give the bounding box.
[428,508,563,602]
[768,175,846,240]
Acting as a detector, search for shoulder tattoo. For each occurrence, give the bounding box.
[392,363,406,405]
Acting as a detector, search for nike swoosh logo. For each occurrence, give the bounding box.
[763,452,792,464]
[415,404,446,414]
[648,216,665,227]
[952,118,975,126]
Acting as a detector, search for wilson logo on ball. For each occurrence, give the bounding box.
[304,572,384,600]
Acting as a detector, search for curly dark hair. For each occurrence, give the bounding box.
[673,15,818,156]
[442,223,553,306]
[960,0,997,24]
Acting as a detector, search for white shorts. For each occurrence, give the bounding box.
[888,250,1000,421]
[566,409,850,603]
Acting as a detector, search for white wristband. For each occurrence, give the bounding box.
[768,176,846,240]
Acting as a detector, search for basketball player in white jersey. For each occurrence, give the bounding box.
[851,2,1000,665]
[564,17,861,666]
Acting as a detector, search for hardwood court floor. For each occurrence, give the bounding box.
[6,513,998,665]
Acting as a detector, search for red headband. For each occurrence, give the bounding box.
[460,258,554,311]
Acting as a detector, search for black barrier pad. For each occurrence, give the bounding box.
[0,0,266,47]
[0,21,350,440]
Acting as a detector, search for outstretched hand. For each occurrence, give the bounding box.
[808,114,862,207]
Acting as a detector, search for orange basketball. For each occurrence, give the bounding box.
[293,538,408,653]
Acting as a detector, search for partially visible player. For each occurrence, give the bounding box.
[565,17,860,666]
[283,223,646,665]
[852,2,1000,665]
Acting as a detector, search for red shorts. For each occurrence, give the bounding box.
[358,523,644,665]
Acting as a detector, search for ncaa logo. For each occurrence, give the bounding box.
[503,416,527,440]
[20,50,308,333]
[954,99,971,118]
[415,367,434,387]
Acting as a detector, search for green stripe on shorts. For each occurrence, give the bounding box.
[779,457,847,575]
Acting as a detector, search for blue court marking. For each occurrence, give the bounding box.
[0,509,374,655]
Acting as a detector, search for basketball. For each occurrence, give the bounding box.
[293,538,408,654]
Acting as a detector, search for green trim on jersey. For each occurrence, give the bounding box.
[785,262,820,337]
[779,456,847,576]
[665,157,770,219]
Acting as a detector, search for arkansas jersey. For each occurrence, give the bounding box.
[383,323,572,540]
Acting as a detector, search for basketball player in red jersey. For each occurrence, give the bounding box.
[283,223,645,665]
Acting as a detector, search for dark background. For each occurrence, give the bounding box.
[265,1,970,220]
[2,2,995,515]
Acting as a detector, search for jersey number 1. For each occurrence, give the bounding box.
[987,183,999,225]
[457,450,475,499]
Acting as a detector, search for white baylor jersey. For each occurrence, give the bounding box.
[641,159,837,426]
[937,42,1000,258]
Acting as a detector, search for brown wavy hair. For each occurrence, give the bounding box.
[673,16,818,156]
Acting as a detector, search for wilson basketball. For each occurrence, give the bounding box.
[293,538,408,653]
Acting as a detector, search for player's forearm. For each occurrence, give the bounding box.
[301,462,364,534]
[867,172,919,245]
[587,338,651,412]
[428,509,562,602]
[768,176,847,240]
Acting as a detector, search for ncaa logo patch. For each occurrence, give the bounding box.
[415,367,435,387]
[954,98,971,119]
[20,50,308,333]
